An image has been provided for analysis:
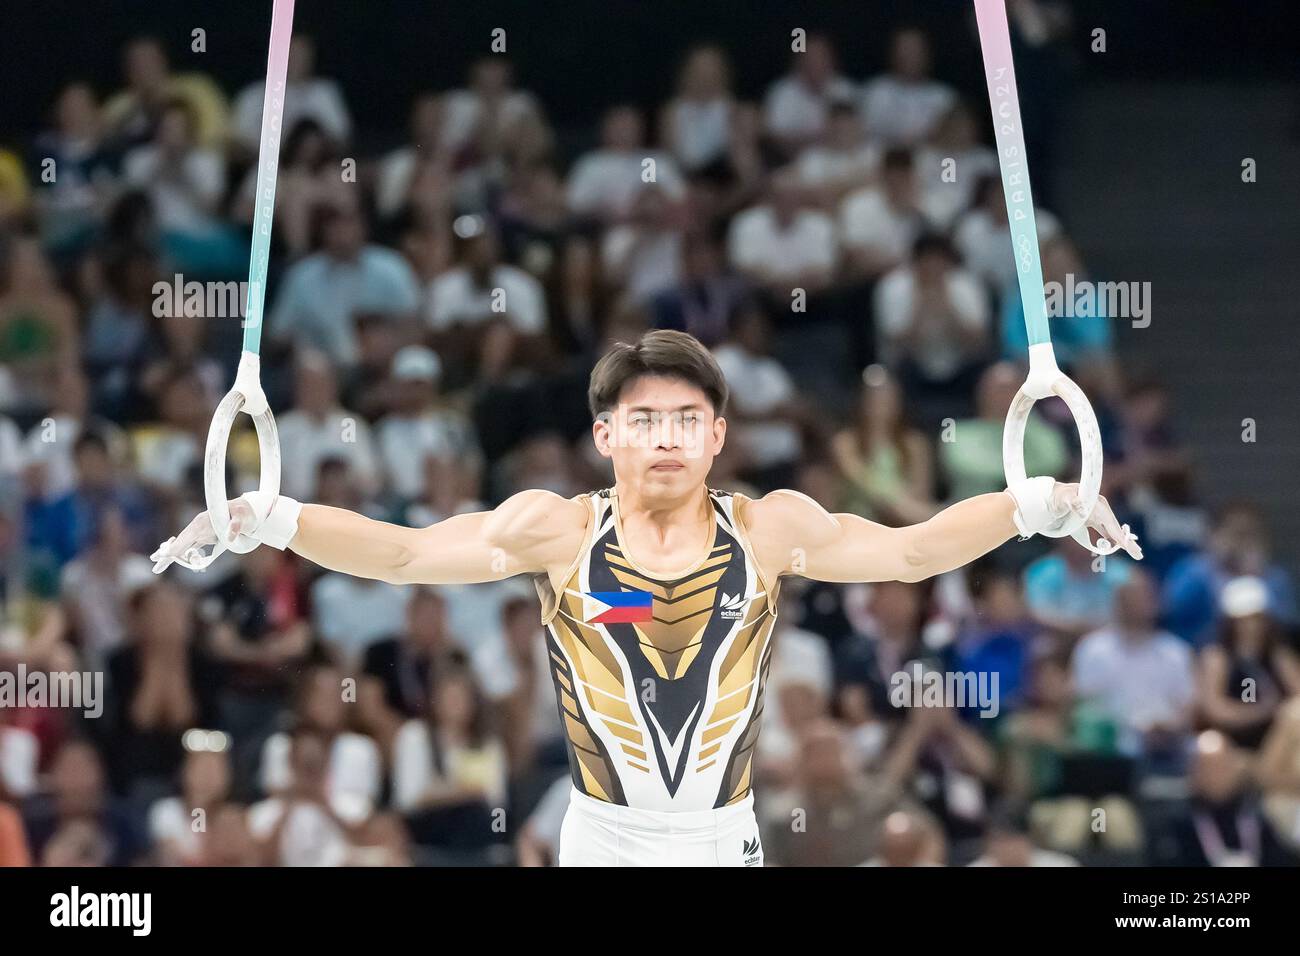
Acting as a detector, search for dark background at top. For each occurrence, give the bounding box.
[3,0,1297,148]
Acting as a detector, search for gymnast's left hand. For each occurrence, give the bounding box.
[1050,481,1143,560]
[1006,478,1143,560]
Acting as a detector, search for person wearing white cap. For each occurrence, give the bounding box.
[390,343,442,382]
[375,346,477,502]
[1161,503,1299,646]
[1197,576,1300,749]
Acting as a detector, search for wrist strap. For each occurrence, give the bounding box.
[240,491,302,550]
[1005,477,1058,538]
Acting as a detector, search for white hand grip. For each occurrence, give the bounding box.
[204,351,281,558]
[1003,344,1116,555]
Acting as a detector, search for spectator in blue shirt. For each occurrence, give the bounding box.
[22,460,79,577]
[69,430,157,555]
[1023,537,1133,640]
[957,567,1036,719]
[269,201,421,366]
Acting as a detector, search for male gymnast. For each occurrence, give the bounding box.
[152,329,1141,866]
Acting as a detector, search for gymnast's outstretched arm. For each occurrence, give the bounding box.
[739,481,1142,586]
[151,489,590,585]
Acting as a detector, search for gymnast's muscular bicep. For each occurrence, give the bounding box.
[290,489,590,586]
[738,489,918,584]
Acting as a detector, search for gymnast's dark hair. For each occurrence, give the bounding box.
[588,329,729,418]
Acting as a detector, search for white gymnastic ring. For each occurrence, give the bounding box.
[204,362,281,557]
[1003,351,1111,555]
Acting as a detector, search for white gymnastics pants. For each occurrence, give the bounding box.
[558,787,764,867]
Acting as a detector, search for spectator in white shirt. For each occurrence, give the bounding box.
[439,57,544,158]
[796,99,881,207]
[712,305,805,486]
[259,665,383,825]
[874,234,990,402]
[428,221,549,384]
[762,34,857,157]
[23,367,127,499]
[269,200,421,366]
[727,169,837,296]
[375,93,453,221]
[466,595,565,774]
[953,175,1061,300]
[661,45,745,175]
[758,602,835,776]
[249,728,357,866]
[840,148,929,281]
[601,186,685,305]
[392,664,509,815]
[1072,571,1197,757]
[122,99,239,273]
[148,747,233,866]
[428,220,547,337]
[376,345,478,502]
[402,454,487,533]
[59,506,154,667]
[275,349,380,501]
[0,414,25,478]
[860,28,957,148]
[231,35,352,157]
[310,570,413,667]
[915,101,1000,230]
[566,106,684,223]
[0,719,39,802]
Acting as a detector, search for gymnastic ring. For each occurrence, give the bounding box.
[1003,342,1115,555]
[203,351,281,559]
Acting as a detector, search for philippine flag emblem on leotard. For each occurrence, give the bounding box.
[584,590,654,624]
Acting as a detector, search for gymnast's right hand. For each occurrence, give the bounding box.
[150,497,258,574]
[152,491,304,573]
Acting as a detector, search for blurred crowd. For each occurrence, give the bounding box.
[2,8,1299,867]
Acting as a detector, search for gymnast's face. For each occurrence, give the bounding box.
[593,375,725,501]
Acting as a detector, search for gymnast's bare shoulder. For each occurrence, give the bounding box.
[733,489,846,582]
[480,489,592,573]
